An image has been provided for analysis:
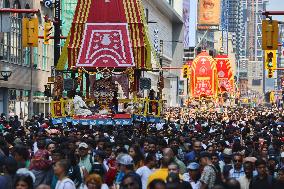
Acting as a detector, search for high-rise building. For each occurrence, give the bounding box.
[277,24,284,91]
[221,0,243,57]
[143,0,184,106]
[223,0,268,96]
[242,0,268,62]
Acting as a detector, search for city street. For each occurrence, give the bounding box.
[0,0,283,189]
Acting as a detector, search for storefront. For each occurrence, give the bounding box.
[8,89,29,119]
[33,93,51,116]
[6,89,50,121]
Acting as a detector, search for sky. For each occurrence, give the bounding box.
[266,0,284,21]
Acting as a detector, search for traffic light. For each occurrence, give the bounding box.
[267,52,273,67]
[262,20,279,50]
[268,69,274,78]
[265,50,276,79]
[265,50,276,70]
[264,50,277,70]
[182,65,189,78]
[44,21,53,45]
[22,18,39,47]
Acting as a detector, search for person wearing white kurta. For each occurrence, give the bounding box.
[238,161,254,189]
[73,95,92,116]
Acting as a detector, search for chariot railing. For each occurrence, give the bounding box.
[50,97,163,118]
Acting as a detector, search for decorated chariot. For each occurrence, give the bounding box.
[49,0,164,126]
[188,50,235,107]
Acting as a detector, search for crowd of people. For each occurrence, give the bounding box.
[0,106,283,189]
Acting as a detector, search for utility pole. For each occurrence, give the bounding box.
[54,0,61,67]
[29,46,34,118]
[22,5,38,118]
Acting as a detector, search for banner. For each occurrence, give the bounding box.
[183,0,190,48]
[68,0,152,69]
[76,23,134,67]
[183,0,197,47]
[189,0,198,46]
[198,0,221,29]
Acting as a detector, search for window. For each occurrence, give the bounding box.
[10,0,22,64]
[33,48,38,68]
[0,0,23,65]
[0,33,9,60]
[166,0,174,6]
[3,0,10,8]
[42,44,48,70]
[0,16,22,64]
[9,89,16,100]
[10,16,22,64]
[145,8,149,23]
[23,47,30,66]
[61,0,78,37]
[252,79,261,86]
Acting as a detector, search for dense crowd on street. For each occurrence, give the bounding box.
[0,106,284,189]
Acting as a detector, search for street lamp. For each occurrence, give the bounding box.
[0,66,12,81]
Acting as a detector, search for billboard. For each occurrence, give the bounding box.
[198,0,221,30]
[183,0,197,48]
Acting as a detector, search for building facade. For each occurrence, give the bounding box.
[0,0,54,119]
[247,60,263,94]
[226,0,269,96]
[227,0,244,61]
[143,0,184,107]
[277,24,284,91]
